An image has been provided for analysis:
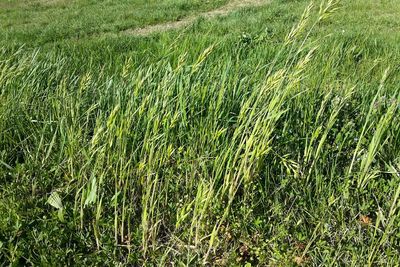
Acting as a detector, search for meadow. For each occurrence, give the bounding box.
[1,0,400,265]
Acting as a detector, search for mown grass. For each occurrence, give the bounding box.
[0,0,228,46]
[1,0,400,265]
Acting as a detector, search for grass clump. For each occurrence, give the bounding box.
[1,0,400,265]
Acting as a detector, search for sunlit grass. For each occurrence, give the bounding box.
[1,0,400,265]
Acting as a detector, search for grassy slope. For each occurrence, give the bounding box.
[0,0,228,46]
[1,0,400,265]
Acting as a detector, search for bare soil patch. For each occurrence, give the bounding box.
[124,0,269,36]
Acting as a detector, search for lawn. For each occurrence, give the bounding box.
[0,0,228,46]
[1,0,400,265]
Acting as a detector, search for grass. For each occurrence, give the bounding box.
[0,0,228,46]
[1,0,400,265]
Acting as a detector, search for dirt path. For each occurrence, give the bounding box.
[123,0,269,36]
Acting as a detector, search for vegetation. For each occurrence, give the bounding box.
[0,0,227,46]
[1,0,400,265]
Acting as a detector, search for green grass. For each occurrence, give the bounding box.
[1,0,400,265]
[0,0,228,46]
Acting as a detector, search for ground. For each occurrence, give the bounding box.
[1,0,400,265]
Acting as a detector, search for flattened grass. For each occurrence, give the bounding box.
[0,0,228,46]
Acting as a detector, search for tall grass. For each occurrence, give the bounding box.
[1,0,400,265]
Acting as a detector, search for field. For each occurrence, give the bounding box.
[1,0,400,265]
